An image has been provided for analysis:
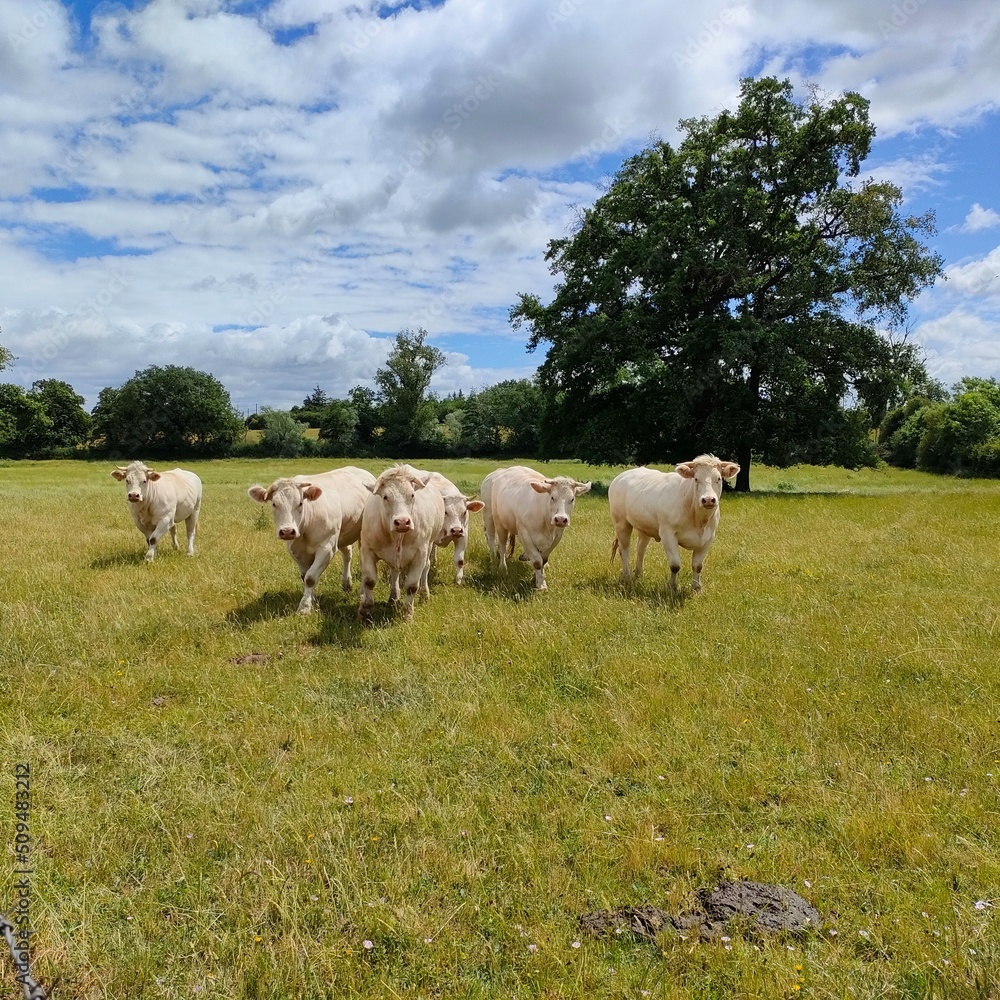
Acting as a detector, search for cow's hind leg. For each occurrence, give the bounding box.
[170,524,179,550]
[633,533,652,581]
[184,510,198,556]
[614,522,634,582]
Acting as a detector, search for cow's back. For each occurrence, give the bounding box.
[158,469,202,519]
[297,467,375,548]
[485,466,545,533]
[610,466,691,534]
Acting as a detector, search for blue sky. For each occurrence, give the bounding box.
[1,0,998,412]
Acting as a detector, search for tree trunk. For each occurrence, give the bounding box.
[735,441,752,492]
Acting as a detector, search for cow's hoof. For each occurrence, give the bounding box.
[342,581,352,592]
[144,553,155,563]
[296,605,314,615]
[357,608,373,623]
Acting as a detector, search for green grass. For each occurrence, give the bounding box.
[2,458,1000,998]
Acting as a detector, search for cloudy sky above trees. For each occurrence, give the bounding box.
[1,0,998,412]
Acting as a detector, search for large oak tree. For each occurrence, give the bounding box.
[511,77,943,490]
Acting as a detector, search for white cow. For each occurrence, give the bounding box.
[110,461,202,562]
[248,466,376,614]
[417,470,484,585]
[609,454,740,593]
[481,466,591,590]
[357,465,446,621]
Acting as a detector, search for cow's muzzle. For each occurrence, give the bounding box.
[700,496,718,509]
[551,515,570,527]
[278,527,298,540]
[393,518,412,533]
[448,525,465,537]
[127,493,141,502]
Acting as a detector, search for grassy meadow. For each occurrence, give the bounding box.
[2,457,1000,999]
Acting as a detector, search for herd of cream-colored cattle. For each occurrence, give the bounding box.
[110,454,740,618]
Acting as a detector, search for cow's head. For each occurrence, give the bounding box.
[111,462,161,503]
[374,466,432,534]
[676,455,740,510]
[440,494,485,541]
[529,476,591,528]
[248,478,323,540]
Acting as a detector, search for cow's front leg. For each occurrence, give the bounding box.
[388,566,401,604]
[690,539,714,594]
[357,547,378,622]
[520,539,547,591]
[453,535,467,585]
[660,533,682,592]
[299,542,335,614]
[169,524,179,550]
[340,544,353,591]
[145,516,173,562]
[401,557,424,618]
[418,542,436,597]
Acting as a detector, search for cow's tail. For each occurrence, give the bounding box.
[610,537,619,564]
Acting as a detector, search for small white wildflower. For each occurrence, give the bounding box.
[828,929,838,936]
[720,936,731,942]
[424,937,433,944]
[859,929,870,939]
[310,895,318,901]
[344,796,354,805]
[604,815,612,822]
[921,911,928,918]
[658,775,665,781]
[745,843,755,850]
[527,943,538,953]
[724,943,732,951]
[974,900,991,911]
[803,879,812,888]
[969,948,977,955]
[925,776,932,782]
[363,939,373,950]
[571,940,581,949]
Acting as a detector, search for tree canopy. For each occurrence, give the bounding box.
[92,365,244,457]
[374,328,446,455]
[511,76,944,490]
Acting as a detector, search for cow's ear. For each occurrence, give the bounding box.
[146,470,161,481]
[466,499,485,513]
[675,463,695,479]
[302,485,323,501]
[248,485,270,503]
[573,480,592,496]
[718,462,740,480]
[529,480,551,494]
[111,469,126,481]
[411,474,431,490]
[363,481,376,492]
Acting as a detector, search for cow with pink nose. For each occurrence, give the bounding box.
[609,454,740,594]
[357,465,446,621]
[480,465,591,591]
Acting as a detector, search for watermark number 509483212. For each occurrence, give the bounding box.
[2,764,47,1000]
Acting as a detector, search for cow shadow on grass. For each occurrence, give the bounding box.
[89,549,148,569]
[225,589,399,648]
[463,562,546,603]
[225,589,306,625]
[582,576,693,609]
